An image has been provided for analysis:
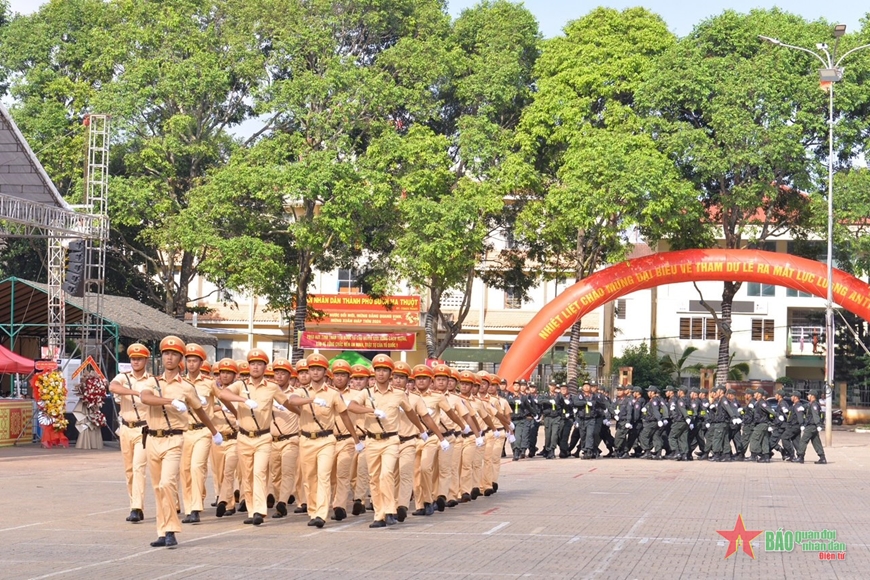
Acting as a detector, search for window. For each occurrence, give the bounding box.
[505,285,522,309]
[679,317,719,340]
[747,283,775,297]
[786,288,813,298]
[752,319,775,342]
[337,269,360,293]
[216,340,234,361]
[615,298,627,320]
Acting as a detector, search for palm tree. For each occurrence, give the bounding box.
[660,346,699,386]
[688,352,749,382]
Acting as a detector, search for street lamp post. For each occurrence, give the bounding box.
[760,26,870,446]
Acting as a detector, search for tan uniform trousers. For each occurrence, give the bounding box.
[147,433,183,536]
[237,432,272,516]
[486,433,504,490]
[353,446,370,502]
[481,432,497,492]
[395,437,417,509]
[210,444,220,499]
[437,435,455,501]
[330,437,355,510]
[295,455,307,505]
[181,427,212,513]
[366,436,399,521]
[300,434,336,520]
[471,433,487,491]
[459,434,477,496]
[414,434,440,506]
[216,437,238,508]
[450,435,467,500]
[270,436,299,504]
[120,424,147,510]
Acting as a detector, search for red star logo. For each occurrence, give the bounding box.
[717,514,763,559]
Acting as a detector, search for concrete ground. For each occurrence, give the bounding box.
[1,430,867,580]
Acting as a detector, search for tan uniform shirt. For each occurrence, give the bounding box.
[420,390,455,433]
[143,373,202,431]
[333,387,363,436]
[481,395,504,428]
[398,391,427,437]
[211,384,238,434]
[227,378,291,433]
[271,386,301,436]
[350,385,412,434]
[185,373,220,425]
[112,371,152,423]
[297,383,347,433]
[443,392,469,430]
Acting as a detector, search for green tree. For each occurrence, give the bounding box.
[637,9,835,385]
[612,342,671,389]
[659,345,700,385]
[512,7,698,389]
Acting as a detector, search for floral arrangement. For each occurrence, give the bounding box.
[36,371,68,431]
[76,375,108,430]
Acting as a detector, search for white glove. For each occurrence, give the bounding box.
[475,436,485,447]
[736,418,743,424]
[705,423,710,429]
[373,408,387,419]
[221,405,231,413]
[748,403,754,409]
[171,399,188,413]
[603,419,611,426]
[641,406,647,412]
[689,423,694,430]
[427,407,435,417]
[768,426,774,432]
[800,426,805,432]
[494,429,503,439]
[273,402,287,412]
[420,432,429,442]
[663,419,668,426]
[657,421,663,427]
[818,426,823,432]
[212,432,223,446]
[313,397,328,408]
[625,423,632,429]
[534,416,541,422]
[199,395,208,406]
[462,424,472,435]
[778,415,785,422]
[440,439,451,451]
[508,422,515,430]
[244,399,258,410]
[355,441,365,453]
[797,406,805,412]
[508,434,516,443]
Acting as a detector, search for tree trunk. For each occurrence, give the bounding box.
[715,281,738,386]
[292,259,312,363]
[424,287,441,359]
[566,318,583,395]
[173,250,195,320]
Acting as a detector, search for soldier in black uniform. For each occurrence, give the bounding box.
[770,390,792,461]
[781,392,803,461]
[556,384,573,458]
[593,384,615,458]
[639,386,665,459]
[506,382,533,461]
[749,389,774,462]
[569,382,597,458]
[737,391,755,461]
[691,388,709,459]
[626,386,644,457]
[540,382,561,459]
[707,386,729,461]
[612,385,630,457]
[526,384,541,458]
[661,386,677,458]
[668,386,692,461]
[797,390,826,464]
[722,389,742,460]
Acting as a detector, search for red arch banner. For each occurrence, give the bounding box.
[499,249,870,385]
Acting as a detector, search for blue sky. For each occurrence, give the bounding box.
[8,1,868,37]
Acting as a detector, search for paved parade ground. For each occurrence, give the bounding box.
[2,431,868,580]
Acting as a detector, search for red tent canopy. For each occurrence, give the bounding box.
[0,344,35,374]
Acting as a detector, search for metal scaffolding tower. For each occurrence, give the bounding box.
[78,115,111,366]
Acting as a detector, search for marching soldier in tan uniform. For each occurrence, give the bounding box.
[108,343,152,523]
[469,374,498,500]
[487,376,513,493]
[349,364,372,515]
[349,354,432,528]
[180,343,223,524]
[478,373,512,496]
[138,336,222,548]
[226,349,317,526]
[268,358,301,518]
[433,365,479,508]
[411,364,461,516]
[296,353,361,528]
[213,358,241,517]
[392,361,448,522]
[329,359,370,521]
[292,358,311,514]
[456,371,488,503]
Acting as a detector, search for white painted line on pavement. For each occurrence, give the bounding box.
[587,513,648,578]
[483,522,510,535]
[530,527,544,535]
[150,565,205,580]
[0,522,45,533]
[326,518,369,533]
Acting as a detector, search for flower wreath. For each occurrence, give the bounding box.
[76,375,108,430]
[34,370,69,431]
